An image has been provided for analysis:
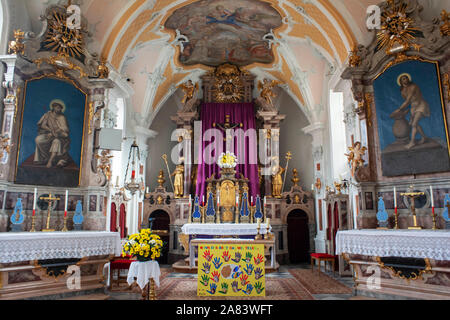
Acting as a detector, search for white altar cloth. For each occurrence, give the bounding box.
[0,231,121,263]
[181,223,271,236]
[335,229,450,261]
[127,260,161,289]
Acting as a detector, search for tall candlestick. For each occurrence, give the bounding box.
[116,176,119,186]
[33,188,37,216]
[146,186,149,194]
[394,187,397,208]
[64,190,68,217]
[430,186,434,208]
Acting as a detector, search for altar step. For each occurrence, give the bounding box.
[63,293,110,300]
[172,258,279,274]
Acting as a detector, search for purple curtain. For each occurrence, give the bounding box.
[195,103,260,201]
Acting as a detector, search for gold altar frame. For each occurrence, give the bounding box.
[14,74,89,186]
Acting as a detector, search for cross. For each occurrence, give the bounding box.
[213,115,243,141]
[40,193,61,232]
[401,186,424,229]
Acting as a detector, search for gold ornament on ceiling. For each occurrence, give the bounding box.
[376,0,419,55]
[212,64,245,103]
[44,10,84,58]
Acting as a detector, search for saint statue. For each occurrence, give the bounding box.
[258,78,280,107]
[172,159,185,198]
[345,141,367,177]
[271,157,285,198]
[392,74,430,149]
[34,100,70,168]
[178,80,199,105]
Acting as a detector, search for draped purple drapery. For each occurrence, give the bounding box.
[195,103,260,201]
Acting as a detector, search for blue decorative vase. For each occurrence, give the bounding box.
[73,200,84,230]
[376,197,389,228]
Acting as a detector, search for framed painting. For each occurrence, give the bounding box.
[15,77,87,187]
[373,59,449,176]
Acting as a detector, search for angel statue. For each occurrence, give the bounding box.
[258,78,280,107]
[95,149,114,182]
[178,80,199,105]
[345,141,367,177]
[0,135,12,162]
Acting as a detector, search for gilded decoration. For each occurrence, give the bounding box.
[348,46,361,68]
[376,0,419,56]
[440,10,450,36]
[0,136,12,163]
[95,149,113,183]
[376,256,433,281]
[257,78,281,106]
[444,73,450,103]
[43,8,84,59]
[211,64,245,103]
[178,80,199,104]
[8,30,25,55]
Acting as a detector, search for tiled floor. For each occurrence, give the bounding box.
[106,263,375,300]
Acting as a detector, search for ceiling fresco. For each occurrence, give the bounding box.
[164,0,283,67]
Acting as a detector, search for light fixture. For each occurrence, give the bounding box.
[124,140,141,195]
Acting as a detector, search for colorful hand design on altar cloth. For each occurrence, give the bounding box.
[254,281,264,294]
[203,249,214,262]
[231,252,241,263]
[218,282,229,294]
[242,284,254,295]
[207,283,217,295]
[222,251,231,262]
[231,280,241,293]
[254,267,264,280]
[213,257,223,269]
[254,254,264,265]
[244,263,254,275]
[201,262,211,274]
[200,274,210,286]
[211,271,220,283]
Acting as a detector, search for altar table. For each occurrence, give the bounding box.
[335,229,450,300]
[0,231,121,300]
[181,223,271,236]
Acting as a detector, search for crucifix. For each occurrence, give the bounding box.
[40,193,60,232]
[213,114,243,142]
[401,187,424,230]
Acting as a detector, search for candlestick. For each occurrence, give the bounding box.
[394,187,397,208]
[264,218,271,239]
[255,218,262,240]
[394,207,399,229]
[116,176,119,187]
[33,188,37,211]
[432,206,437,230]
[61,215,68,232]
[64,190,68,216]
[430,186,434,208]
[30,215,36,232]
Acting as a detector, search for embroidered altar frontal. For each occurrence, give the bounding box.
[197,244,265,297]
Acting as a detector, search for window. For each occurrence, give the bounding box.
[329,91,347,179]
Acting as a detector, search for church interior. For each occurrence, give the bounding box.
[0,0,449,302]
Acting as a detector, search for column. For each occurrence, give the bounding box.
[303,122,326,253]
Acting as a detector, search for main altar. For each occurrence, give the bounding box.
[143,63,316,268]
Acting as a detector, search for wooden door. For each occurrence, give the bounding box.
[287,210,310,263]
[150,210,170,264]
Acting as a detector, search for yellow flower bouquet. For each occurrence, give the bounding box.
[122,229,164,262]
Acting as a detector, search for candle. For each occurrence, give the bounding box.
[251,196,253,206]
[33,188,37,216]
[202,195,205,206]
[311,184,314,191]
[264,196,266,207]
[266,218,270,226]
[131,170,136,179]
[394,187,397,208]
[146,186,149,194]
[64,190,68,217]
[116,176,119,186]
[430,186,434,207]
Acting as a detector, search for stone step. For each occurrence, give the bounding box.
[63,293,110,300]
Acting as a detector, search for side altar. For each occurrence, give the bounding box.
[0,231,121,300]
[336,229,450,300]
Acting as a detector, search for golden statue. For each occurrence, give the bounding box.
[191,165,198,192]
[178,80,199,105]
[8,30,25,55]
[271,157,285,198]
[345,141,367,177]
[172,162,184,198]
[348,46,361,68]
[0,136,12,162]
[258,79,280,106]
[96,57,109,79]
[95,149,113,182]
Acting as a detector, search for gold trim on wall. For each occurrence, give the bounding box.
[14,73,89,187]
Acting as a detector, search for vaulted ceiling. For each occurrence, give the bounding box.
[18,0,448,127]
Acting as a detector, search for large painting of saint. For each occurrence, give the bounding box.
[373,60,449,176]
[15,77,87,187]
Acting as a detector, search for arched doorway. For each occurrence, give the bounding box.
[149,210,170,264]
[287,209,310,263]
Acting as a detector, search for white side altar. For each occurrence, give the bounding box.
[336,229,450,300]
[0,231,121,300]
